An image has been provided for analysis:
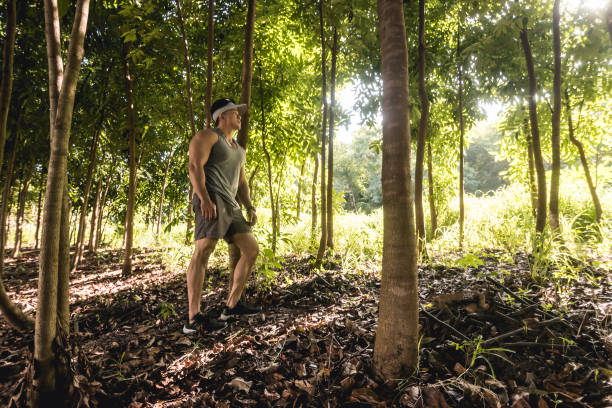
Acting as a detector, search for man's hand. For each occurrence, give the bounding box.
[246,207,257,226]
[201,198,217,219]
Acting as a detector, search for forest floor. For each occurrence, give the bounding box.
[1,247,611,407]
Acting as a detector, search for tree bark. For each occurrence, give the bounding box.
[520,25,547,234]
[415,0,429,253]
[607,2,612,45]
[426,139,437,237]
[95,159,115,253]
[156,148,174,238]
[0,135,33,330]
[326,27,337,249]
[565,91,601,222]
[71,127,101,271]
[374,0,419,380]
[316,0,328,264]
[259,66,276,253]
[35,0,90,404]
[525,114,538,217]
[205,0,214,127]
[35,176,45,250]
[122,42,137,277]
[296,159,305,219]
[311,151,318,242]
[0,0,16,182]
[237,0,257,148]
[457,34,465,249]
[88,177,101,251]
[12,168,32,258]
[549,0,561,231]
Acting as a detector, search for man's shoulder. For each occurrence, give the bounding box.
[192,128,219,145]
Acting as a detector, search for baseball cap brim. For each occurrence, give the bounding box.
[212,102,247,122]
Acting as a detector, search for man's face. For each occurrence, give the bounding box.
[221,109,241,130]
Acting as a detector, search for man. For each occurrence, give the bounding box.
[184,98,260,334]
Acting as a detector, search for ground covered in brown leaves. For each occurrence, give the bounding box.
[1,248,611,407]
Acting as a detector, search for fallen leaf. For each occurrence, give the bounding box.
[264,388,280,401]
[228,377,252,393]
[351,387,380,404]
[294,379,315,395]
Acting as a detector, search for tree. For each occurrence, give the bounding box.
[373,0,419,380]
[34,0,91,404]
[457,32,465,248]
[326,27,338,249]
[549,0,561,231]
[316,0,328,264]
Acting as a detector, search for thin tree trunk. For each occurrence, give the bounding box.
[259,66,276,254]
[12,168,32,258]
[296,160,305,219]
[373,0,419,380]
[316,0,328,264]
[88,177,101,251]
[311,151,318,242]
[0,0,16,182]
[607,2,612,45]
[122,42,137,277]
[520,24,547,234]
[71,127,101,271]
[523,110,538,217]
[326,27,337,249]
[205,0,214,127]
[156,148,174,237]
[415,0,429,253]
[549,0,561,231]
[35,0,90,404]
[95,161,114,253]
[35,176,45,250]
[457,35,465,249]
[565,91,601,222]
[0,134,33,330]
[426,139,437,237]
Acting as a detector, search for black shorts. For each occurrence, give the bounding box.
[193,191,251,243]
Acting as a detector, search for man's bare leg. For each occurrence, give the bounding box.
[226,232,258,308]
[187,237,217,322]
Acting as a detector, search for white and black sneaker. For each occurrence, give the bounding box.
[219,301,261,321]
[182,312,227,334]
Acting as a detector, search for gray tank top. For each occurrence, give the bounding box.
[204,128,245,208]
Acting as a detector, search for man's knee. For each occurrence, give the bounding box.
[244,241,259,263]
[194,238,217,261]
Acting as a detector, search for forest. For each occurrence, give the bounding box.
[0,0,610,406]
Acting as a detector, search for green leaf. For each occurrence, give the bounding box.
[58,0,70,19]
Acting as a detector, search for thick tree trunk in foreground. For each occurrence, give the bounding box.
[122,43,137,276]
[316,0,328,264]
[565,91,601,223]
[520,25,547,234]
[0,136,33,330]
[457,36,465,249]
[35,176,44,249]
[72,127,100,271]
[326,27,337,249]
[205,0,214,127]
[427,139,437,238]
[35,0,90,405]
[0,0,16,179]
[373,0,419,380]
[12,168,32,258]
[415,0,429,253]
[549,0,561,232]
[156,149,174,238]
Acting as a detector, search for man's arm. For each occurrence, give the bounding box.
[236,165,257,225]
[188,129,218,219]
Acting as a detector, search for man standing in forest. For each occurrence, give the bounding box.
[183,98,260,334]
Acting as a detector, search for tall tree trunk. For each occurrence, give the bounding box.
[122,42,137,277]
[549,0,561,231]
[520,24,547,234]
[426,139,437,237]
[607,2,612,45]
[156,148,174,238]
[259,66,276,254]
[0,135,33,330]
[95,160,115,253]
[565,91,601,222]
[35,0,90,404]
[457,35,465,249]
[88,177,101,251]
[176,0,197,246]
[57,178,70,334]
[326,27,337,249]
[35,175,45,250]
[0,0,16,182]
[296,159,305,219]
[373,0,419,380]
[71,127,101,271]
[316,0,328,264]
[12,168,32,258]
[205,0,214,127]
[311,151,318,242]
[523,111,538,217]
[415,0,429,253]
